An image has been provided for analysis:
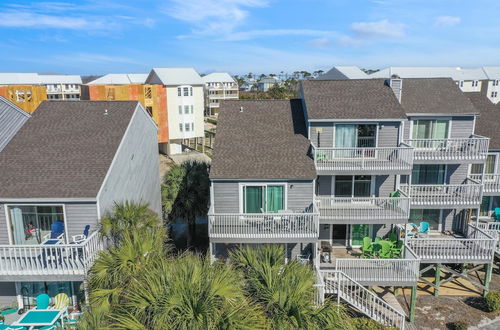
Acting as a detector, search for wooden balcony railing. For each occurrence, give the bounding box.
[208,206,319,242]
[399,181,483,207]
[404,135,489,162]
[0,231,102,277]
[405,224,496,263]
[315,196,410,223]
[469,174,500,193]
[312,144,414,174]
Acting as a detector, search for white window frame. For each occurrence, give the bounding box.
[238,182,288,213]
[332,123,379,148]
[331,175,375,197]
[409,117,452,143]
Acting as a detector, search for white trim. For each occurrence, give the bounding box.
[409,117,452,140]
[238,182,288,213]
[0,198,95,203]
[349,224,373,248]
[332,175,374,197]
[309,118,403,123]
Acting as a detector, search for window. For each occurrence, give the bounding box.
[471,155,496,175]
[179,123,183,132]
[412,165,445,184]
[146,106,153,117]
[493,80,499,86]
[190,105,194,114]
[191,123,194,131]
[190,87,193,96]
[183,87,189,96]
[459,81,464,88]
[16,90,25,102]
[145,87,152,99]
[473,80,479,87]
[243,185,284,213]
[334,175,372,197]
[8,205,65,245]
[492,91,498,98]
[410,209,441,230]
[480,196,492,217]
[184,105,189,114]
[177,87,181,96]
[412,119,449,148]
[178,105,182,114]
[185,123,190,131]
[335,124,376,148]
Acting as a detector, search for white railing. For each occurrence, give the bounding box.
[208,210,319,240]
[406,224,496,262]
[399,182,483,206]
[476,222,500,254]
[334,244,419,286]
[315,196,410,222]
[0,231,102,276]
[404,135,489,162]
[313,265,325,305]
[321,270,406,329]
[312,144,414,173]
[469,174,500,193]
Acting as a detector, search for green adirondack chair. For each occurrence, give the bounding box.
[388,233,398,243]
[391,240,404,257]
[378,241,392,259]
[361,237,373,258]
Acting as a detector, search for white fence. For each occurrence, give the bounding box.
[476,222,500,254]
[399,182,483,207]
[0,231,102,276]
[404,135,489,162]
[315,196,410,222]
[469,174,500,193]
[312,145,414,173]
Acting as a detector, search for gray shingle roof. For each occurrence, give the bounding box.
[301,79,406,120]
[0,100,139,199]
[400,78,479,115]
[466,93,500,150]
[210,99,316,180]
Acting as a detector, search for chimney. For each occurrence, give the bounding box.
[387,74,403,103]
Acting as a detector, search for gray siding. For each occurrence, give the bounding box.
[402,120,410,140]
[377,122,400,147]
[309,122,334,147]
[0,97,30,152]
[65,203,99,239]
[0,282,16,306]
[450,116,475,138]
[317,176,332,196]
[98,106,161,217]
[0,204,8,244]
[375,175,396,197]
[446,164,469,185]
[212,180,314,213]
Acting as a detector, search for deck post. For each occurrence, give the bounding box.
[483,262,493,297]
[410,285,417,322]
[83,280,89,305]
[434,264,441,297]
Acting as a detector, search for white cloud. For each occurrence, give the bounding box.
[434,16,461,27]
[350,19,405,38]
[165,0,269,35]
[0,10,98,29]
[223,29,338,41]
[309,37,332,48]
[52,53,140,64]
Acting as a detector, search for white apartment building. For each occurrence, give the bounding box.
[145,68,205,154]
[202,72,239,116]
[0,73,82,100]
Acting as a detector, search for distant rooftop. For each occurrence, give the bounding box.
[86,73,148,85]
[318,66,368,80]
[0,73,82,85]
[202,72,236,83]
[369,66,491,81]
[466,93,500,149]
[147,68,203,86]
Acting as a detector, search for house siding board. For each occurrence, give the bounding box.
[0,204,8,244]
[317,176,332,196]
[64,203,99,238]
[450,116,475,138]
[375,175,396,197]
[98,106,161,217]
[377,122,400,147]
[309,122,334,147]
[287,181,314,212]
[212,181,239,213]
[0,282,16,305]
[446,164,469,185]
[0,99,29,152]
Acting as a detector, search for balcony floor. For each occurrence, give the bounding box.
[316,159,413,174]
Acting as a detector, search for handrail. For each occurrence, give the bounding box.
[469,174,500,192]
[399,183,482,206]
[404,136,489,161]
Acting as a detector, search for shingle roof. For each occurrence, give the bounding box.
[369,67,488,81]
[86,73,148,85]
[0,100,139,199]
[400,78,479,115]
[318,66,368,80]
[148,68,203,85]
[210,99,316,180]
[202,72,235,83]
[301,79,406,120]
[466,93,500,149]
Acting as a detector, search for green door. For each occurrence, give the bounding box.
[351,225,370,246]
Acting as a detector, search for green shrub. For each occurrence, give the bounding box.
[448,320,468,330]
[0,314,5,322]
[485,291,500,312]
[350,317,396,330]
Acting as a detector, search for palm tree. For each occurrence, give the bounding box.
[110,254,268,329]
[230,245,353,329]
[162,160,210,249]
[100,201,161,245]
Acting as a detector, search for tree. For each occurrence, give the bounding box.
[162,160,210,249]
[267,85,289,99]
[230,245,354,329]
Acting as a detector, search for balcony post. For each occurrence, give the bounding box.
[434,264,441,297]
[483,263,493,297]
[409,285,417,322]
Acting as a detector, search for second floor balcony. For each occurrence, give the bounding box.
[404,135,489,163]
[469,174,500,195]
[315,196,410,224]
[399,179,483,208]
[208,205,319,243]
[312,144,414,175]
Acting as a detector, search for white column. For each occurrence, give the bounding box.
[15,282,23,311]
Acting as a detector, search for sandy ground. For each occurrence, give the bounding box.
[159,152,211,179]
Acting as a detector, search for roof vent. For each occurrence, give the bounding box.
[239,106,244,113]
[104,109,108,115]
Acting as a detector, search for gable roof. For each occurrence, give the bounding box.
[369,66,488,81]
[0,73,82,85]
[318,66,368,80]
[0,96,31,152]
[466,93,500,149]
[210,99,316,180]
[202,72,235,83]
[86,73,148,85]
[147,68,203,86]
[301,79,406,120]
[0,100,139,199]
[400,78,479,115]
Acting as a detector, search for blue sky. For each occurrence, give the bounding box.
[0,0,499,75]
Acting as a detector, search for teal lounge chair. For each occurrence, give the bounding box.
[419,222,430,237]
[494,208,500,222]
[36,294,50,310]
[361,237,373,258]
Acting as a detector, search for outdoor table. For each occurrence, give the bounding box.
[12,309,64,329]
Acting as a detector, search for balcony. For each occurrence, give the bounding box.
[0,231,102,281]
[399,180,483,208]
[312,144,414,175]
[315,196,410,224]
[469,174,500,195]
[208,206,319,243]
[404,135,489,163]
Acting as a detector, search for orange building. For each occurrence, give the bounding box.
[0,85,47,113]
[84,83,169,143]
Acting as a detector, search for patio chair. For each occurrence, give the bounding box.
[494,208,500,222]
[36,294,50,310]
[391,240,404,257]
[53,293,70,315]
[418,222,430,237]
[374,237,382,243]
[378,241,392,259]
[42,221,65,243]
[72,225,90,244]
[361,237,373,258]
[388,233,398,243]
[296,254,310,264]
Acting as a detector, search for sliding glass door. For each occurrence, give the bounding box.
[412,119,449,148]
[243,185,284,213]
[334,176,372,197]
[335,124,377,157]
[411,165,445,185]
[409,209,441,231]
[8,205,65,245]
